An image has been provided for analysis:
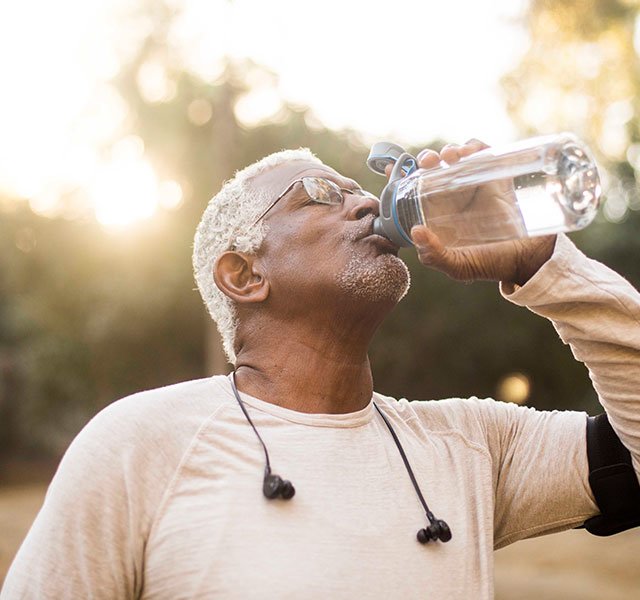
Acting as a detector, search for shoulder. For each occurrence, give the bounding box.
[56,376,235,494]
[373,391,515,432]
[373,391,577,444]
[86,375,233,435]
[373,391,587,459]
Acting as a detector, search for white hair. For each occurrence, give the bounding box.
[193,148,323,365]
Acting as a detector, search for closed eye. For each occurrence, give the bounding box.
[342,188,378,201]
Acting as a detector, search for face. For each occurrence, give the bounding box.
[250,160,410,310]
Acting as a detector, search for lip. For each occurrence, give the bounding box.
[361,233,400,255]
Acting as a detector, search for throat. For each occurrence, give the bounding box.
[234,349,374,415]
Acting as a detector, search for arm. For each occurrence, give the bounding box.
[1,410,145,599]
[501,233,640,475]
[409,140,640,542]
[411,141,640,465]
[441,235,640,548]
[0,389,190,600]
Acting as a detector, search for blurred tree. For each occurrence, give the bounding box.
[0,203,205,455]
[503,0,640,156]
[0,1,395,455]
[502,0,640,288]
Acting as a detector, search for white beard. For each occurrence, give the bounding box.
[335,252,411,303]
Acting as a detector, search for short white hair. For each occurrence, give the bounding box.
[193,148,323,365]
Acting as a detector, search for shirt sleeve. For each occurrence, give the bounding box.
[470,398,597,548]
[501,234,640,475]
[491,233,640,544]
[1,414,142,598]
[0,391,195,600]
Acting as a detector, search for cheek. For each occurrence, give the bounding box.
[261,218,347,275]
[261,236,351,296]
[267,250,348,292]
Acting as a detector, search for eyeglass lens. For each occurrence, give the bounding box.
[301,177,344,206]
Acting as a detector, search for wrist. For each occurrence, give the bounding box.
[511,235,557,287]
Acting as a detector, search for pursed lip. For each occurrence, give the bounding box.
[360,231,400,255]
[363,233,400,256]
[351,215,400,255]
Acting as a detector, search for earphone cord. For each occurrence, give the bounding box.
[373,403,435,524]
[231,371,272,472]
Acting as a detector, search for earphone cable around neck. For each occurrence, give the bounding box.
[230,371,272,472]
[229,371,450,541]
[373,402,435,523]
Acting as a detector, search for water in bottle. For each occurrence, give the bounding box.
[368,133,601,248]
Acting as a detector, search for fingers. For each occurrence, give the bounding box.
[412,222,551,284]
[411,225,445,260]
[440,138,489,165]
[410,138,490,175]
[387,147,440,176]
[416,149,440,170]
[439,143,462,165]
[464,138,489,150]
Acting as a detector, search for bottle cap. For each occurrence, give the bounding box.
[367,142,407,175]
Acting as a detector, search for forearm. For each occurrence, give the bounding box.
[501,234,640,472]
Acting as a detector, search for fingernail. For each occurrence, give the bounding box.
[417,149,436,162]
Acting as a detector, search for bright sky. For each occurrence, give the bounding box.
[0,0,529,227]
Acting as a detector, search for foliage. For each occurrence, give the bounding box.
[0,205,204,454]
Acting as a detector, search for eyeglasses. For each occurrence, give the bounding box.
[251,176,378,227]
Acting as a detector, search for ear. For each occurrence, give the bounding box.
[214,251,270,304]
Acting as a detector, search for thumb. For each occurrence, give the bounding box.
[411,226,448,268]
[411,226,476,282]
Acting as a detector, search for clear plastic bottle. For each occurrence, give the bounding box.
[367,133,601,248]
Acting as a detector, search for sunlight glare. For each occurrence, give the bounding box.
[137,58,177,104]
[234,87,284,128]
[159,180,184,210]
[187,99,213,125]
[90,156,160,228]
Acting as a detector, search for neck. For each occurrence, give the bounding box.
[233,305,388,414]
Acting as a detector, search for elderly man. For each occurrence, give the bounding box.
[2,140,639,599]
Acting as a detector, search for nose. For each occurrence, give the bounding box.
[346,192,380,221]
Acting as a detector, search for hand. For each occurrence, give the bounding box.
[409,139,556,286]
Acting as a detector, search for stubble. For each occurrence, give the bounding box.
[335,224,411,303]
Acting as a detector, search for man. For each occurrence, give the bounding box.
[2,140,639,599]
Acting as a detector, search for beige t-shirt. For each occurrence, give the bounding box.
[3,235,639,599]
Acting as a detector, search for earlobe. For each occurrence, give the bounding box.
[214,251,270,304]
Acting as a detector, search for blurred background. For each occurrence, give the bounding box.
[1,0,640,596]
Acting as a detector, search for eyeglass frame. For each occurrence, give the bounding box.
[250,176,378,228]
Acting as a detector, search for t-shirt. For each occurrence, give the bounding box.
[2,234,639,599]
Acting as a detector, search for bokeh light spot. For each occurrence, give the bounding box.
[187,99,213,125]
[496,372,531,404]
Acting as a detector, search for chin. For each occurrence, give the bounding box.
[336,254,411,303]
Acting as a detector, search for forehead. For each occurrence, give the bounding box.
[249,160,358,199]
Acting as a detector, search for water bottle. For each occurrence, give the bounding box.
[367,133,601,248]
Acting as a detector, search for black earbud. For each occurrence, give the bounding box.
[417,519,452,544]
[263,468,295,500]
[230,373,296,501]
[374,404,453,545]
